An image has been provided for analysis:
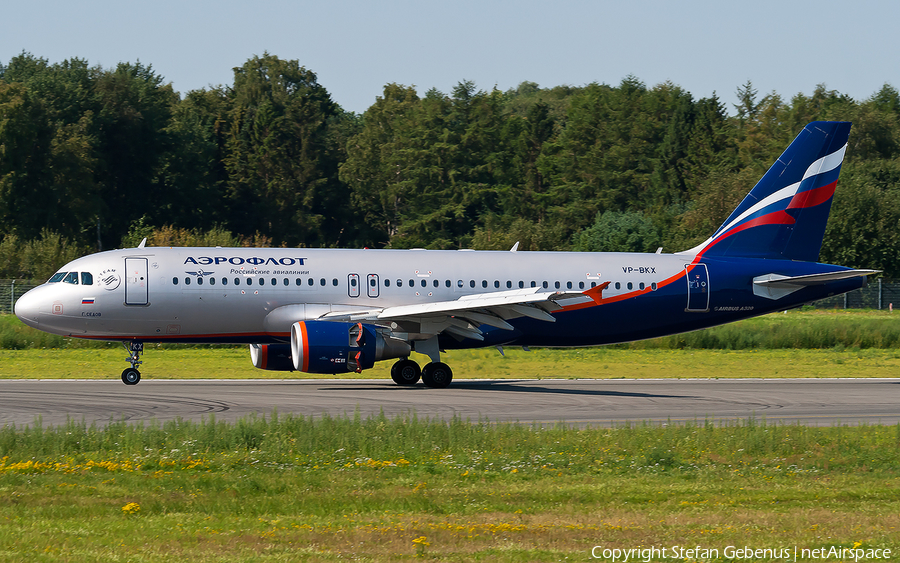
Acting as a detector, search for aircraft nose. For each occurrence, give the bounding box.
[14,288,41,328]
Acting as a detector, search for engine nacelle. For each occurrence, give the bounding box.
[290,320,411,374]
[249,343,294,371]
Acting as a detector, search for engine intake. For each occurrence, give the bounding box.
[290,320,411,374]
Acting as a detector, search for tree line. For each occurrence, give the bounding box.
[2,52,900,280]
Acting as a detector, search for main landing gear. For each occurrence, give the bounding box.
[389,358,453,388]
[121,341,143,385]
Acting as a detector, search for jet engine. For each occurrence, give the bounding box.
[249,343,294,371]
[290,320,411,374]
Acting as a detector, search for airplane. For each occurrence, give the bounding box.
[14,121,877,387]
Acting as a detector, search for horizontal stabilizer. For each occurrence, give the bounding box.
[754,269,879,287]
[753,269,879,300]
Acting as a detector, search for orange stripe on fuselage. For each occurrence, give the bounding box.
[561,267,689,312]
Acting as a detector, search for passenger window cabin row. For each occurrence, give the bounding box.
[172,276,658,292]
[48,271,656,293]
[175,276,337,287]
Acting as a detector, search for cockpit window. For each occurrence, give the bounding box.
[62,272,79,285]
[48,272,66,283]
[81,272,93,286]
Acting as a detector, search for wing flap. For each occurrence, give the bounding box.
[319,287,586,336]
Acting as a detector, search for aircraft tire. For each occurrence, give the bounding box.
[421,362,452,388]
[121,368,141,386]
[391,359,420,385]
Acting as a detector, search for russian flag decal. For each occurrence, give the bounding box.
[82,298,95,305]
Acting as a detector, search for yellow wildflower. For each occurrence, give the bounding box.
[412,535,430,556]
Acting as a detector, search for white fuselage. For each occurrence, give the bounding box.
[15,246,691,344]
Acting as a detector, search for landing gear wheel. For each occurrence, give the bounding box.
[121,341,144,385]
[391,359,421,385]
[121,368,141,385]
[421,362,452,388]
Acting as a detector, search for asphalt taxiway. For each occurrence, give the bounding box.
[0,378,898,427]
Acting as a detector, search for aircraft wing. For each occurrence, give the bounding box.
[319,287,590,341]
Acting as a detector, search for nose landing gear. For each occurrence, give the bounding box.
[121,341,143,385]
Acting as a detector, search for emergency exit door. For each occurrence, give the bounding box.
[348,274,360,298]
[367,274,380,298]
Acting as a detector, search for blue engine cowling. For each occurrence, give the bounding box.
[249,343,294,371]
[290,320,411,374]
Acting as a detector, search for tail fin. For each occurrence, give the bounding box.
[689,121,851,262]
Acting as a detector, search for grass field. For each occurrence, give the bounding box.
[3,346,900,381]
[1,414,899,562]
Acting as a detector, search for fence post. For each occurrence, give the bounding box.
[9,280,14,314]
[878,278,883,310]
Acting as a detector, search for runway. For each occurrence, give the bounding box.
[0,378,899,427]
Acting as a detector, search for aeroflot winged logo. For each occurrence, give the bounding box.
[98,268,120,291]
[185,269,214,277]
[184,256,307,266]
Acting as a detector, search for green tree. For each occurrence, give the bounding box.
[0,230,89,280]
[734,80,759,123]
[0,54,179,248]
[92,61,178,247]
[572,210,661,253]
[821,160,900,275]
[343,81,518,248]
[498,100,554,220]
[340,83,420,246]
[155,87,232,230]
[0,82,55,239]
[538,78,694,238]
[223,53,345,247]
[0,56,102,243]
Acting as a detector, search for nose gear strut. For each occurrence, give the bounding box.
[121,341,143,385]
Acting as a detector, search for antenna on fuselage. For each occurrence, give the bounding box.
[137,238,147,249]
[510,242,520,252]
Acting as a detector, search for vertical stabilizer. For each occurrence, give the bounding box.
[689,121,851,262]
